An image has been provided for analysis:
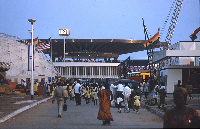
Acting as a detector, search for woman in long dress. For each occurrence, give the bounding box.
[97,85,113,125]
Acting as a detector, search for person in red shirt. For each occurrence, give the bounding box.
[163,87,199,128]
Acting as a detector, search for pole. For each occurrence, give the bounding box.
[50,37,53,82]
[64,37,65,77]
[50,37,52,62]
[31,23,34,100]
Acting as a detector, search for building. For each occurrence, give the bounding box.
[0,33,164,84]
[153,41,200,93]
[0,34,58,84]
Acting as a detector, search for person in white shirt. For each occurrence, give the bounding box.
[110,81,117,101]
[74,80,82,105]
[116,81,124,113]
[123,82,131,113]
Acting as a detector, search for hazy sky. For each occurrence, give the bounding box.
[1,0,199,60]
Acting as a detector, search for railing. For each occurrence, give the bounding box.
[62,75,119,79]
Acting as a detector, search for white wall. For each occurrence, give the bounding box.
[166,69,182,93]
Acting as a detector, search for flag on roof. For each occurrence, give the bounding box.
[143,31,159,47]
[36,39,50,51]
[33,37,38,45]
[189,27,200,41]
[25,37,38,45]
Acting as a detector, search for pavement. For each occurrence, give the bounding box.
[0,95,53,123]
[1,93,200,124]
[140,93,200,118]
[0,96,164,128]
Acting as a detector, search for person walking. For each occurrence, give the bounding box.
[93,88,98,105]
[52,82,65,118]
[123,82,131,113]
[116,81,124,113]
[85,86,91,104]
[163,87,199,128]
[110,81,117,101]
[74,80,82,105]
[134,95,140,113]
[71,85,75,101]
[129,87,137,111]
[97,84,113,125]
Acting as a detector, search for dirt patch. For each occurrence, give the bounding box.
[0,94,49,118]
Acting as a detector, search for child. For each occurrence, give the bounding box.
[117,97,123,113]
[93,89,98,105]
[134,95,140,113]
[71,86,75,101]
[85,86,91,104]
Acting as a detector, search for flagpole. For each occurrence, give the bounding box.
[50,37,52,62]
[28,19,36,100]
[64,37,65,77]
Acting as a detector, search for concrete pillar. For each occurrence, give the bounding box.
[69,67,71,76]
[92,66,93,77]
[99,66,100,76]
[85,67,86,77]
[76,66,77,77]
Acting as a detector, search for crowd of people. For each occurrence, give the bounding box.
[50,78,200,127]
[50,79,142,125]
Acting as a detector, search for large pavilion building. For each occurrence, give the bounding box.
[0,33,164,84]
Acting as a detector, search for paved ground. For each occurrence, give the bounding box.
[1,93,200,128]
[0,94,49,119]
[0,95,163,129]
[141,93,200,118]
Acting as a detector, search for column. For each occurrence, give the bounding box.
[110,66,111,77]
[85,67,86,77]
[69,66,71,77]
[78,66,79,76]
[92,66,93,77]
[99,66,100,77]
[106,66,110,76]
[112,66,113,77]
[76,66,77,77]
[66,67,68,76]
[83,66,84,77]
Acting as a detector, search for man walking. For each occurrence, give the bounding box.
[116,81,124,113]
[52,82,65,118]
[123,82,131,113]
[74,80,82,105]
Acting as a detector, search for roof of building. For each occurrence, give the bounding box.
[26,38,166,59]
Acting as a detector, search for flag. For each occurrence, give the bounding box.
[143,31,159,47]
[36,38,50,51]
[189,27,200,41]
[25,37,38,45]
[33,37,38,45]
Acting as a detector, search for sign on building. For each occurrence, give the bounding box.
[59,29,70,36]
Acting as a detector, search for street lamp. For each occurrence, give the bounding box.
[28,19,36,100]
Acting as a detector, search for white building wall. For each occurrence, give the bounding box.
[166,69,182,93]
[0,35,57,83]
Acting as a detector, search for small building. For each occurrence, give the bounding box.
[153,41,200,93]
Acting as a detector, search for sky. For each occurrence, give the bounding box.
[1,0,199,60]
